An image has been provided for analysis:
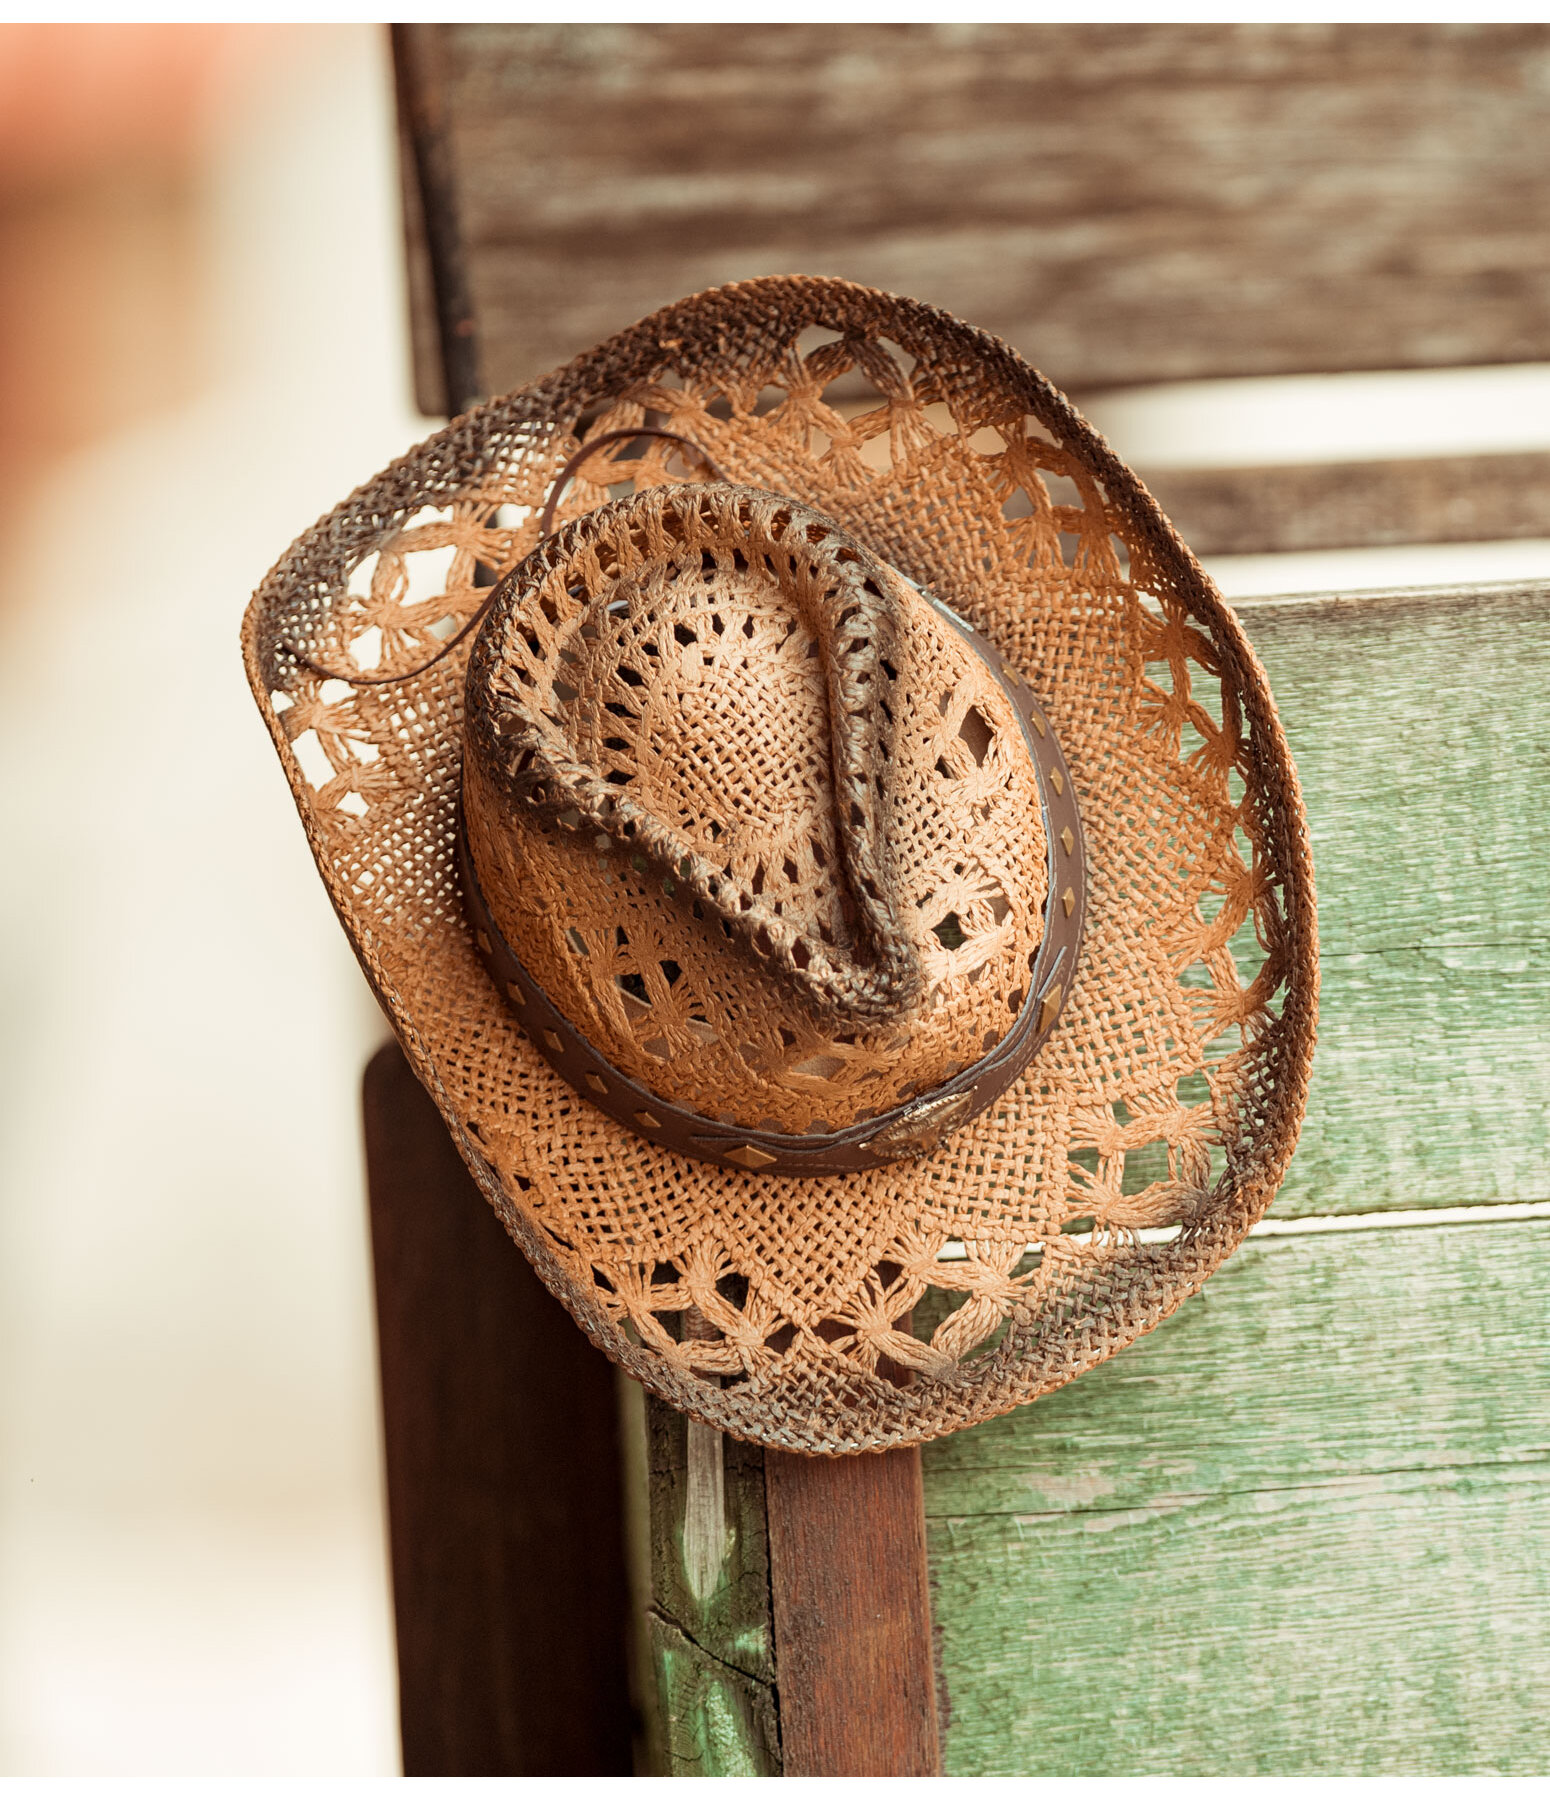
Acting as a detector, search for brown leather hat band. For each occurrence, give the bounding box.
[459,595,1086,1176]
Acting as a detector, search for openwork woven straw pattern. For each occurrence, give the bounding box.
[244,278,1317,1454]
[464,483,1049,1136]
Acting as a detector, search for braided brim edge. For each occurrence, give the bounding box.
[241,277,1318,1454]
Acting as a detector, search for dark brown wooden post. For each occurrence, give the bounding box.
[362,1042,633,1775]
[764,1448,942,1775]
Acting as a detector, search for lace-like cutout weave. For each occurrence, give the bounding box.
[463,483,1048,1136]
[243,277,1316,1454]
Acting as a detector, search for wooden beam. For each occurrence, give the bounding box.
[417,23,1550,397]
[764,1448,942,1776]
[1142,452,1550,557]
[922,1217,1550,1774]
[631,1396,943,1774]
[362,1042,633,1775]
[390,23,482,417]
[1237,581,1550,1219]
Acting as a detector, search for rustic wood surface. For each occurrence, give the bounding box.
[638,1395,781,1775]
[391,24,480,419]
[362,1044,633,1775]
[764,1448,942,1776]
[915,578,1550,1773]
[1241,582,1550,1217]
[402,23,1550,408]
[922,1217,1550,1775]
[633,1397,944,1774]
[1144,452,1550,557]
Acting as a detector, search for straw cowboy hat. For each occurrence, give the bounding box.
[243,277,1316,1456]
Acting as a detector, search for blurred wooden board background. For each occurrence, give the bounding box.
[404,23,1550,412]
[398,22,1550,555]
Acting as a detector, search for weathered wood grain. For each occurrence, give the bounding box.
[1144,452,1550,556]
[764,1448,942,1776]
[646,1611,782,1776]
[391,25,481,419]
[639,1395,780,1775]
[392,26,457,420]
[634,1400,946,1775]
[1240,583,1550,1217]
[416,23,1550,400]
[923,1217,1550,1775]
[362,1043,633,1775]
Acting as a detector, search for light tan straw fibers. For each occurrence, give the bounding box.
[464,481,1050,1139]
[243,277,1317,1454]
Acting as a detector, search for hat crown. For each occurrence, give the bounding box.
[463,482,1050,1141]
[469,485,928,1021]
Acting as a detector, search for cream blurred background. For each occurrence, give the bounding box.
[3,20,1550,1778]
[0,23,417,1774]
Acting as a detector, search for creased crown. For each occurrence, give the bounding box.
[466,485,933,1023]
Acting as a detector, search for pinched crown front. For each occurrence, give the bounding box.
[461,484,1051,1144]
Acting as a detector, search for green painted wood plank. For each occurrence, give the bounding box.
[1241,582,1550,1216]
[923,1217,1550,1775]
[646,1613,782,1777]
[644,1397,775,1687]
[933,1465,1550,1776]
[632,1392,780,1775]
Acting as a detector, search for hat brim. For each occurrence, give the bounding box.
[243,277,1316,1454]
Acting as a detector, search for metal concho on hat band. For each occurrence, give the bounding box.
[460,587,1087,1177]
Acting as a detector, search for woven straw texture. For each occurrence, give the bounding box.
[464,482,1049,1136]
[243,277,1317,1455]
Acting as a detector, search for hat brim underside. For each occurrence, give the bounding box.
[243,277,1316,1454]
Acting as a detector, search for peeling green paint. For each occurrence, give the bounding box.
[926,1220,1550,1773]
[634,1395,781,1775]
